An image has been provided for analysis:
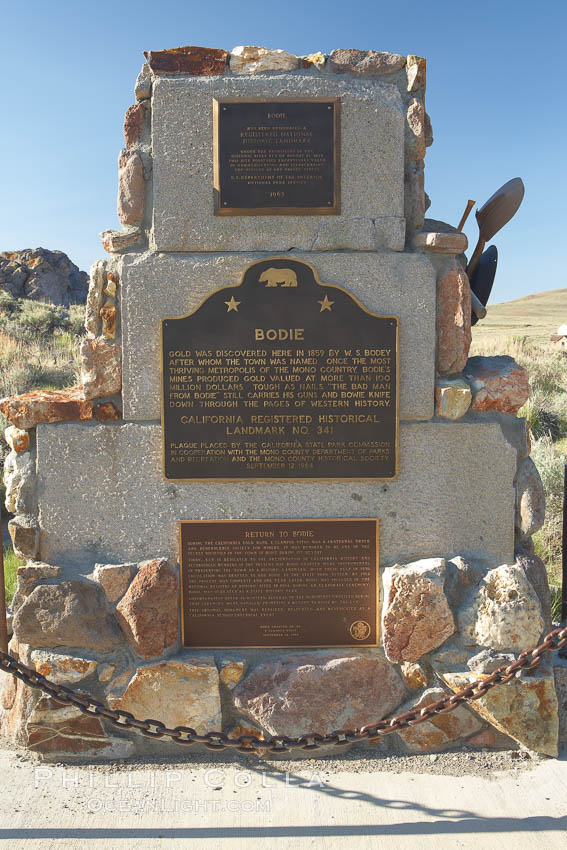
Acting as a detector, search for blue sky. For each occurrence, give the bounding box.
[1,0,565,303]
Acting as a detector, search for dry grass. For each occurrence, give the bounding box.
[472,308,567,602]
[3,547,21,606]
[471,287,567,344]
[0,297,85,515]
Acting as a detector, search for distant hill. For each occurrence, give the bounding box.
[0,248,88,307]
[472,288,567,342]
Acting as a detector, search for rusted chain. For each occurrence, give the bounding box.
[0,626,566,753]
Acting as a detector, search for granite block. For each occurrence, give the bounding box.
[151,75,405,252]
[36,421,516,570]
[120,251,436,422]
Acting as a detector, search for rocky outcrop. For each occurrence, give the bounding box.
[0,249,88,306]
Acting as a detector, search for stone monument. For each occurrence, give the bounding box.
[0,45,558,759]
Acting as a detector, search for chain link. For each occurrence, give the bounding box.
[1,626,565,753]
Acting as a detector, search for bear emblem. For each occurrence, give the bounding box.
[258,267,298,288]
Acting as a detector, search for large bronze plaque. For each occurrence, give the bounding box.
[180,518,379,648]
[213,98,339,215]
[162,257,398,480]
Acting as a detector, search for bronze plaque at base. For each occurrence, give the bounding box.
[213,98,340,215]
[162,257,398,481]
[180,518,379,648]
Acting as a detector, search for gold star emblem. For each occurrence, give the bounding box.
[224,296,241,312]
[318,294,334,312]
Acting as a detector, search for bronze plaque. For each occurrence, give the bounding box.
[162,257,398,481]
[213,98,340,215]
[180,518,379,648]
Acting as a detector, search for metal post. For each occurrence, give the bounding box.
[0,524,7,653]
[562,463,567,624]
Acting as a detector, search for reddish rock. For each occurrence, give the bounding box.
[398,687,482,752]
[95,401,121,422]
[8,516,39,559]
[0,672,36,743]
[26,697,132,756]
[0,387,93,429]
[100,302,117,340]
[467,729,496,748]
[124,102,145,148]
[329,49,405,76]
[233,650,407,737]
[118,150,144,226]
[464,356,530,414]
[437,260,472,375]
[382,558,455,663]
[144,46,228,76]
[115,559,179,659]
[107,657,221,733]
[100,227,142,253]
[4,425,29,453]
[12,580,122,653]
[1,669,18,711]
[406,98,426,162]
[80,338,121,400]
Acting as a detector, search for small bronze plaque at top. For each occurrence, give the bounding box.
[213,98,340,215]
[180,518,379,648]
